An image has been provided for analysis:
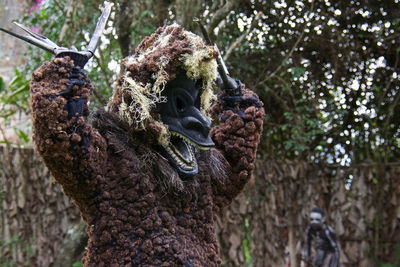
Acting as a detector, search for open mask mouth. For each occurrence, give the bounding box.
[163,131,212,176]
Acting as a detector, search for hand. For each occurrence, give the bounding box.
[215,73,242,96]
[221,94,262,109]
[54,54,88,97]
[58,66,86,97]
[302,255,312,267]
[56,50,91,69]
[215,73,261,109]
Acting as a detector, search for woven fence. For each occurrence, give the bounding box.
[217,160,400,267]
[1,146,399,266]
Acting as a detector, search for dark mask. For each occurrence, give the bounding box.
[156,73,215,177]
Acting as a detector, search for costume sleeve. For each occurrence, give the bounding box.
[30,56,107,210]
[325,225,339,252]
[209,87,264,209]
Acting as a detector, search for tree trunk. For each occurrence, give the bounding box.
[174,0,202,32]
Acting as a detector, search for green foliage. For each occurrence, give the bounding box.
[19,0,121,106]
[289,67,306,79]
[0,189,6,202]
[0,0,125,144]
[72,262,84,267]
[217,0,400,166]
[0,70,30,114]
[0,70,30,145]
[131,10,157,43]
[2,0,398,163]
[13,128,29,143]
[397,242,400,263]
[379,242,400,267]
[0,77,5,92]
[242,217,253,267]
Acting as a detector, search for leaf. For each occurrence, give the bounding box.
[289,67,306,78]
[396,242,400,262]
[0,141,14,145]
[0,77,5,92]
[6,85,29,102]
[283,112,293,120]
[11,235,20,243]
[14,128,29,143]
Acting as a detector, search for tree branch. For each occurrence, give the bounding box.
[115,0,138,58]
[206,0,237,41]
[175,0,202,31]
[92,51,113,105]
[368,49,400,162]
[58,0,74,43]
[223,11,262,62]
[256,0,315,87]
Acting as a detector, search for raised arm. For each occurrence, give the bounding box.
[324,225,340,262]
[30,56,107,212]
[324,225,338,252]
[209,79,264,208]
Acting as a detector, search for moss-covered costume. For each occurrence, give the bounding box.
[30,24,264,266]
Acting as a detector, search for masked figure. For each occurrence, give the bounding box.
[305,207,340,267]
[30,24,264,266]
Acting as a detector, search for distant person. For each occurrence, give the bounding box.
[305,207,340,267]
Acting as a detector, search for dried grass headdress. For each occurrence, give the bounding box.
[107,24,218,145]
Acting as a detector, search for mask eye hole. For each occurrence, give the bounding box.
[176,96,186,113]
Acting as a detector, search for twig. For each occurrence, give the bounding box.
[93,51,112,105]
[206,0,237,40]
[195,19,231,88]
[58,0,74,43]
[257,0,315,87]
[267,85,291,112]
[224,11,262,62]
[370,49,399,162]
[383,33,400,41]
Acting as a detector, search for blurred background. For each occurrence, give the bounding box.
[0,0,399,266]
